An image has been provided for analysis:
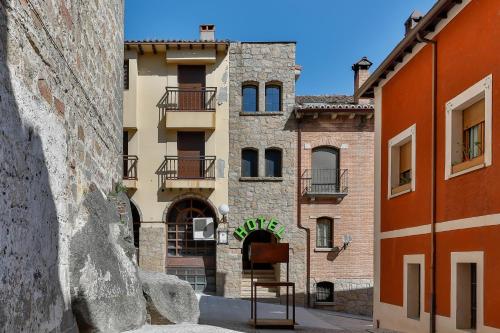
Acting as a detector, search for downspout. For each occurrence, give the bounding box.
[417,32,437,333]
[296,113,311,307]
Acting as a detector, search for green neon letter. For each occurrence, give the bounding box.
[234,225,248,240]
[267,218,278,232]
[274,226,286,240]
[257,216,266,229]
[245,218,257,231]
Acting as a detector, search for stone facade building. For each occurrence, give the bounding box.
[223,42,306,301]
[124,26,373,315]
[0,0,123,332]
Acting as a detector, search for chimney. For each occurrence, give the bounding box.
[199,24,215,41]
[404,11,423,36]
[352,56,373,104]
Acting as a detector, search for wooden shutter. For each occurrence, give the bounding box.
[463,99,485,130]
[399,141,412,173]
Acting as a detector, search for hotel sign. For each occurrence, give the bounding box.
[233,216,286,241]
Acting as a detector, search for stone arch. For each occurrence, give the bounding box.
[162,192,219,224]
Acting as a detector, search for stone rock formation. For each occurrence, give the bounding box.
[69,185,147,332]
[140,270,200,324]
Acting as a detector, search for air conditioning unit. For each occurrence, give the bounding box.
[193,217,215,241]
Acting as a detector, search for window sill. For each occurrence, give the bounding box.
[450,155,485,178]
[314,247,339,253]
[389,183,412,199]
[239,111,284,116]
[239,177,283,182]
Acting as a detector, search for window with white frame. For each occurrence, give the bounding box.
[388,124,416,198]
[445,74,492,179]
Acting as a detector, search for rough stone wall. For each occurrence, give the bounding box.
[300,116,374,316]
[222,42,306,303]
[0,0,123,332]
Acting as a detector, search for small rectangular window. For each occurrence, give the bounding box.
[265,149,282,177]
[407,263,421,320]
[316,218,332,248]
[124,60,129,90]
[388,124,416,198]
[241,149,258,177]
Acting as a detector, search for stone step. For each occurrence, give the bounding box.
[240,292,278,298]
[240,286,278,293]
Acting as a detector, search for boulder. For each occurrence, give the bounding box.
[69,185,147,332]
[139,270,200,324]
[124,324,242,333]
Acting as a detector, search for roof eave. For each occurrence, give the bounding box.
[355,0,463,99]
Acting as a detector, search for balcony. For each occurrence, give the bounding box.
[158,87,217,129]
[301,169,348,199]
[159,156,216,189]
[123,155,138,189]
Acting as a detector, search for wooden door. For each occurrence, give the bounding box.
[177,132,205,178]
[178,65,206,111]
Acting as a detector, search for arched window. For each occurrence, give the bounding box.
[311,146,340,193]
[265,148,282,177]
[316,217,333,248]
[316,281,334,303]
[242,84,258,112]
[265,84,281,112]
[241,148,258,177]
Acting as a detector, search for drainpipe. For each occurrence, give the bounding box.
[417,32,437,333]
[296,115,311,307]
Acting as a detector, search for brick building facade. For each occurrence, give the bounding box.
[296,67,374,315]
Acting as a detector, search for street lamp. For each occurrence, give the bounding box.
[342,234,352,250]
[217,204,230,245]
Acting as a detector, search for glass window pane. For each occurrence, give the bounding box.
[242,149,258,177]
[317,219,332,248]
[265,149,282,177]
[242,86,258,112]
[265,85,281,112]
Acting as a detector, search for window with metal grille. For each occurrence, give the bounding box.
[316,218,333,248]
[316,281,334,302]
[124,59,129,90]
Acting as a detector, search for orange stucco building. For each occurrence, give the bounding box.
[357,0,500,332]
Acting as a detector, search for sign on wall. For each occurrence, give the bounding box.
[233,217,286,241]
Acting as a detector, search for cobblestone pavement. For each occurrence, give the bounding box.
[198,294,374,333]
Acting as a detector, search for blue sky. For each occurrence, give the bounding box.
[125,0,436,96]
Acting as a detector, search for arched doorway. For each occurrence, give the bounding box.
[165,197,217,292]
[242,230,277,270]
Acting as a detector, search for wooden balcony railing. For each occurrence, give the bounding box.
[157,87,217,112]
[123,155,138,180]
[301,169,348,197]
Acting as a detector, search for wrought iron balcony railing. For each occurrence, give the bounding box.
[123,155,138,180]
[161,156,216,180]
[157,87,217,112]
[301,169,348,197]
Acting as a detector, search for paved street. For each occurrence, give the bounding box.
[197,294,373,333]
